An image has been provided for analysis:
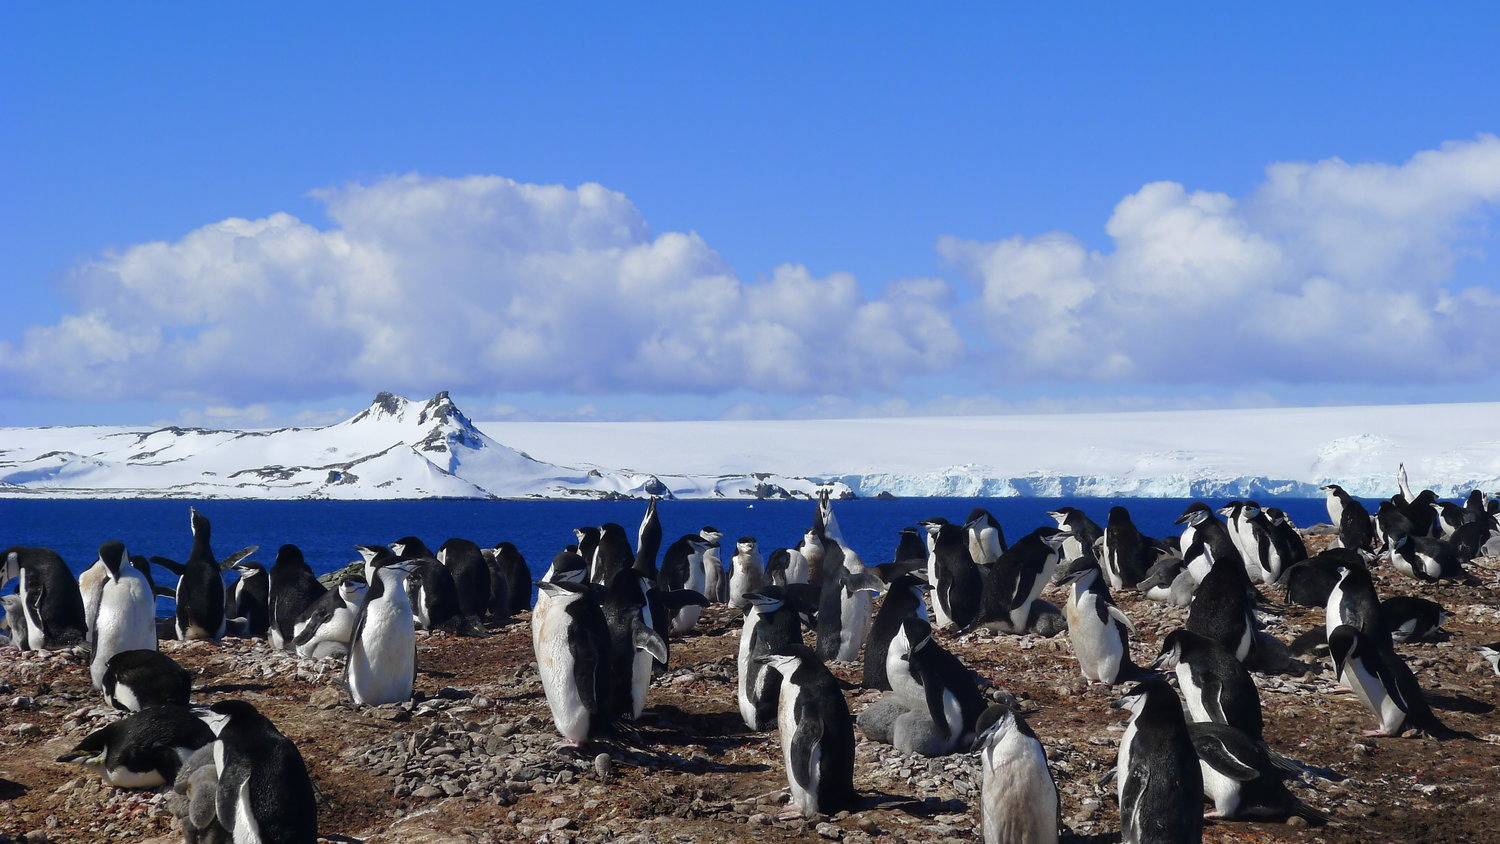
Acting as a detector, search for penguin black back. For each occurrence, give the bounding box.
[174,508,227,641]
[490,542,532,614]
[593,523,634,586]
[635,499,663,578]
[863,574,926,689]
[202,700,318,842]
[438,538,494,623]
[268,544,326,651]
[2,546,87,648]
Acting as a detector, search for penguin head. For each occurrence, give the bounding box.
[1321,484,1348,498]
[1106,506,1132,527]
[189,507,210,540]
[1056,555,1099,587]
[801,527,823,548]
[1174,502,1211,526]
[747,588,785,614]
[1112,677,1170,717]
[699,526,723,544]
[1152,629,1192,670]
[1327,625,1363,678]
[736,537,757,555]
[1265,507,1291,527]
[897,617,934,658]
[975,702,1035,756]
[356,544,394,567]
[194,700,267,737]
[273,544,307,570]
[1216,501,1242,518]
[537,577,588,602]
[389,536,432,560]
[757,643,816,674]
[97,540,129,578]
[1479,644,1500,671]
[1,549,19,585]
[338,578,369,603]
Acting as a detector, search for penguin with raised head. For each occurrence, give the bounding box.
[738,586,806,730]
[1060,557,1138,685]
[798,525,827,590]
[58,704,213,788]
[574,527,601,579]
[978,529,1066,633]
[292,578,369,658]
[1114,677,1204,844]
[346,548,417,706]
[700,526,726,604]
[1186,543,1257,662]
[1099,506,1151,589]
[1382,596,1447,644]
[1,546,87,650]
[172,508,229,641]
[437,538,494,624]
[102,649,192,711]
[966,508,1007,565]
[729,537,767,610]
[924,520,983,629]
[533,577,613,745]
[635,498,663,576]
[1188,721,1327,824]
[487,542,532,615]
[1328,624,1462,738]
[268,545,326,651]
[976,703,1058,844]
[760,644,856,819]
[90,541,158,688]
[224,560,269,638]
[600,569,668,720]
[592,523,635,586]
[196,699,318,843]
[1322,485,1374,551]
[1047,507,1102,562]
[1152,628,1263,740]
[862,572,928,690]
[1175,501,1243,583]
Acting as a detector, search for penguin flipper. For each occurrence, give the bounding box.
[1186,723,1261,781]
[217,546,259,571]
[631,623,668,664]
[788,708,824,794]
[659,590,710,612]
[153,584,178,600]
[150,556,187,577]
[1105,604,1136,636]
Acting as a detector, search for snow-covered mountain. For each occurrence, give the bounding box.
[0,392,848,500]
[2,394,1496,499]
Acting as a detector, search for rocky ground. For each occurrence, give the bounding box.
[2,535,1499,843]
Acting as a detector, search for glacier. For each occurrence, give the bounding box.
[1,392,1496,500]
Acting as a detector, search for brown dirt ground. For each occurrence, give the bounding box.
[2,538,1499,843]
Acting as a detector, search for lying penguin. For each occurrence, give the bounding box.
[857,618,983,757]
[59,705,213,788]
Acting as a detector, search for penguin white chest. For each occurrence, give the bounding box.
[350,597,415,706]
[776,681,820,816]
[981,733,1057,844]
[535,605,590,742]
[837,589,872,661]
[1175,664,1210,724]
[737,609,763,727]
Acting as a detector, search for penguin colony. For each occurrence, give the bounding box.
[2,470,1499,843]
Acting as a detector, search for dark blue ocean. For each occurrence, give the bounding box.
[0,497,1345,606]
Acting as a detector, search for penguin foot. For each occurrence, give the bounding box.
[776,807,805,821]
[1361,729,1391,737]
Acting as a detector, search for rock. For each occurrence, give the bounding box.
[1287,815,1308,828]
[11,722,41,739]
[816,822,843,839]
[593,753,613,779]
[411,784,442,799]
[24,831,50,844]
[549,817,575,831]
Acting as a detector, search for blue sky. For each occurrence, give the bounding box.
[3,4,1499,426]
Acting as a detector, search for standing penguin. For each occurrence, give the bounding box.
[1152,628,1263,740]
[659,534,711,633]
[292,578,369,658]
[1186,544,1257,662]
[738,586,806,730]
[1325,558,1391,649]
[1060,557,1138,685]
[635,498,663,576]
[403,557,470,634]
[346,550,417,706]
[863,573,928,690]
[1220,501,1285,585]
[924,520,983,629]
[1,594,28,649]
[760,644,856,819]
[1046,507,1102,562]
[728,537,767,610]
[533,578,613,745]
[102,649,192,711]
[1263,507,1308,567]
[268,545,325,651]
[591,523,635,586]
[600,569,668,720]
[173,508,228,641]
[976,703,1058,844]
[1188,722,1326,823]
[815,541,876,663]
[58,705,213,789]
[799,525,827,591]
[224,561,269,638]
[766,547,809,587]
[2,546,87,650]
[1175,502,1244,583]
[1114,678,1204,844]
[90,541,158,688]
[1322,485,1374,551]
[196,700,318,843]
[488,542,533,615]
[966,508,1008,565]
[1328,624,1461,738]
[978,529,1066,633]
[700,527,726,604]
[1099,506,1151,589]
[437,538,494,624]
